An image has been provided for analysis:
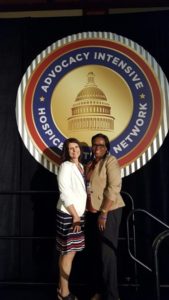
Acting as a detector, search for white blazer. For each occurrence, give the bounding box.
[57,161,87,216]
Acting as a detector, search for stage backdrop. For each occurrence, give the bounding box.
[0,10,169,288]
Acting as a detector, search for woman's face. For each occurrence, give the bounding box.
[68,142,81,161]
[92,137,107,160]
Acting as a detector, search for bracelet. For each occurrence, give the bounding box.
[100,208,107,214]
[99,215,107,220]
[73,221,81,227]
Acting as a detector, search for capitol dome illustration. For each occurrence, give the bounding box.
[68,72,115,131]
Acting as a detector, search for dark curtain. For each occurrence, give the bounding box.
[0,11,169,285]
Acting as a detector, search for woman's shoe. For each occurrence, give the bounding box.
[57,292,78,300]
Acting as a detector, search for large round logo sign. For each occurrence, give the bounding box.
[16,32,169,177]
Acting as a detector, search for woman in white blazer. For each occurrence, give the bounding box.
[56,138,87,300]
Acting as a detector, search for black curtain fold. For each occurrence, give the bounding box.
[0,11,169,283]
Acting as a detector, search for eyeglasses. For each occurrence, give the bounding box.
[92,144,106,148]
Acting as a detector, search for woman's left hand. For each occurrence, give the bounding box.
[98,213,107,231]
[72,216,81,232]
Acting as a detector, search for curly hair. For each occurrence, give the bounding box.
[91,133,110,151]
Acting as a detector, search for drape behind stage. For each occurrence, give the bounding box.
[0,11,169,286]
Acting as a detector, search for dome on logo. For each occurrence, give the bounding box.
[68,72,115,131]
[76,72,107,101]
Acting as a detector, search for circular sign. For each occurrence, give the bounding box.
[16,32,169,177]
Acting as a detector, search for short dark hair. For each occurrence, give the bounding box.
[61,138,83,162]
[91,133,110,151]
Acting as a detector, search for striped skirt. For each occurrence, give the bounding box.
[56,209,85,255]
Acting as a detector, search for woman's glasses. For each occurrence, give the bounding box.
[92,144,106,148]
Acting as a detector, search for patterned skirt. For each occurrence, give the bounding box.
[56,209,85,255]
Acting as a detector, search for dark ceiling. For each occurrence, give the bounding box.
[0,0,169,12]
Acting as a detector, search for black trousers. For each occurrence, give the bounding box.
[85,208,122,300]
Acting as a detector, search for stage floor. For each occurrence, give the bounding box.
[0,285,168,300]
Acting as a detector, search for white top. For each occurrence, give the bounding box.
[57,161,87,216]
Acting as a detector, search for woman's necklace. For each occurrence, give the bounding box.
[77,162,84,175]
[71,159,84,175]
